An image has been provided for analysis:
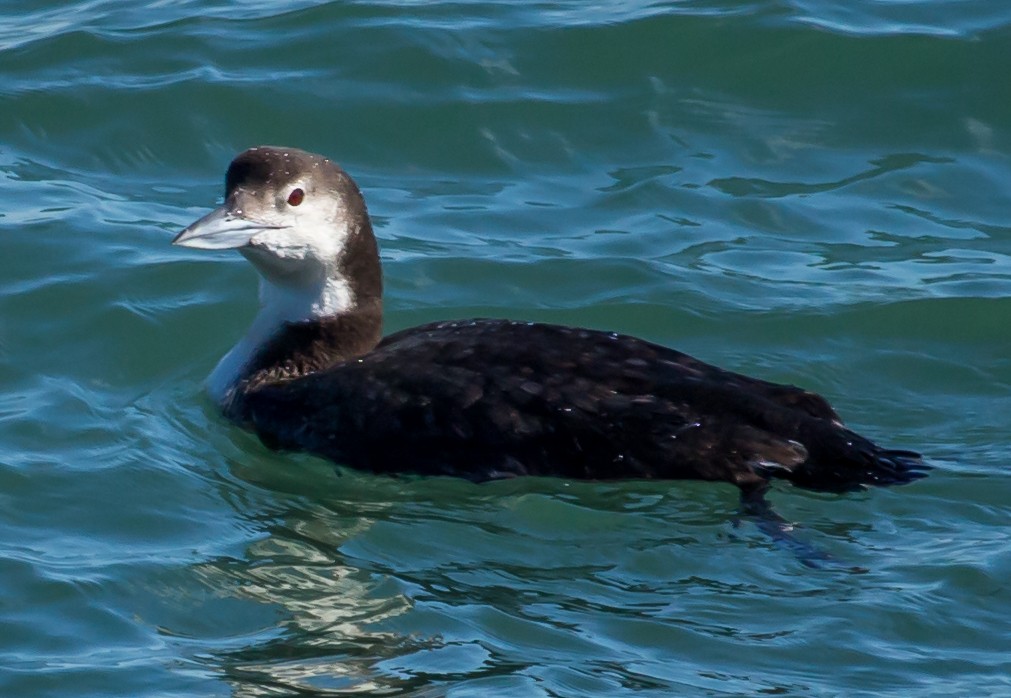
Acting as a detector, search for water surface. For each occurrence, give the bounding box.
[1,1,1010,695]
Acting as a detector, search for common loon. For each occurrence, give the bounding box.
[173,146,927,500]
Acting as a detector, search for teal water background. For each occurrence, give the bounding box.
[2,1,1010,695]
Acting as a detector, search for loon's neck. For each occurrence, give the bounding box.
[208,273,382,409]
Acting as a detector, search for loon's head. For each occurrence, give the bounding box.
[174,147,383,403]
[173,146,381,315]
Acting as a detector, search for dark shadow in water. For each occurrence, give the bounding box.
[708,153,954,199]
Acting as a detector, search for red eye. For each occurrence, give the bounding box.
[287,188,305,206]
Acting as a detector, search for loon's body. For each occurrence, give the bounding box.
[173,146,926,497]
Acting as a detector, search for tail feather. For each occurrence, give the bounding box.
[784,443,930,493]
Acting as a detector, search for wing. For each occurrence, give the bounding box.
[379,320,841,421]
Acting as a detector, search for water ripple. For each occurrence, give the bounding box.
[2,1,1010,696]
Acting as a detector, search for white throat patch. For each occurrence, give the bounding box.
[207,272,354,406]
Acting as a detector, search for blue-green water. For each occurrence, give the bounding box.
[2,1,1010,695]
